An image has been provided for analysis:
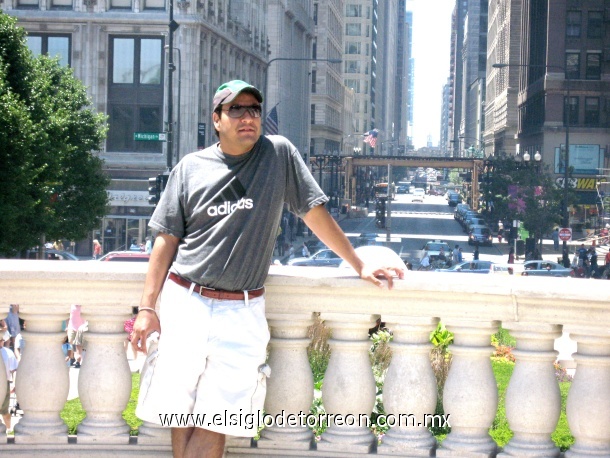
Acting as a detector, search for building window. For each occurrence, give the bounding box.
[311,70,316,93]
[584,97,600,126]
[345,60,361,73]
[346,23,361,36]
[312,41,317,59]
[564,96,579,126]
[346,4,361,17]
[311,104,315,124]
[345,79,360,92]
[566,52,580,80]
[143,0,164,8]
[26,34,71,66]
[110,0,131,9]
[313,3,318,25]
[585,52,601,80]
[566,10,581,38]
[107,36,164,153]
[345,41,360,54]
[51,0,72,9]
[17,0,38,8]
[587,11,603,38]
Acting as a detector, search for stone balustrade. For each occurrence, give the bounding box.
[0,260,608,457]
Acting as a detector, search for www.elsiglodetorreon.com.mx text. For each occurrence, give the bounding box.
[159,411,451,429]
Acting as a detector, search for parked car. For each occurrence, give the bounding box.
[304,239,327,254]
[461,211,481,229]
[454,203,471,221]
[30,249,85,261]
[447,192,461,206]
[490,264,527,275]
[411,188,425,202]
[521,261,575,277]
[419,240,453,264]
[468,225,493,246]
[287,249,343,267]
[98,251,150,262]
[436,260,495,274]
[354,232,379,247]
[465,217,488,234]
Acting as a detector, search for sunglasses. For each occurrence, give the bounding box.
[223,104,263,118]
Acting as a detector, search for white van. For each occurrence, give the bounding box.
[412,188,425,202]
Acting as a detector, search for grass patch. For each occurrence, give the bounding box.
[60,373,142,436]
[489,358,574,450]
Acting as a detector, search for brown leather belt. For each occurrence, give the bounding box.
[168,272,265,301]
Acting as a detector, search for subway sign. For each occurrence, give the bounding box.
[555,177,606,190]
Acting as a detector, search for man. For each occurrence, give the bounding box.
[0,334,17,433]
[131,80,403,458]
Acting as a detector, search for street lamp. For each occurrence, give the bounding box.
[263,57,342,133]
[493,62,571,260]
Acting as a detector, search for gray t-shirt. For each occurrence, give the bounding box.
[150,135,328,291]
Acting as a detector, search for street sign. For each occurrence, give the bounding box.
[134,132,167,142]
[558,228,572,242]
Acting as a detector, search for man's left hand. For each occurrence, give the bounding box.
[360,265,404,289]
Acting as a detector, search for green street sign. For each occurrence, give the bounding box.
[134,132,167,142]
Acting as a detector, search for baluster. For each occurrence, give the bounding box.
[437,320,499,458]
[256,313,315,451]
[378,316,439,457]
[317,313,377,454]
[499,323,562,457]
[14,311,69,444]
[564,328,610,458]
[76,310,132,444]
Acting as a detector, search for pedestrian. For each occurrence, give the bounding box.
[144,237,153,254]
[508,247,515,264]
[473,243,479,260]
[4,305,19,350]
[92,239,102,259]
[130,79,404,458]
[551,228,559,251]
[66,305,84,367]
[0,334,17,433]
[288,244,295,260]
[562,246,571,268]
[577,244,588,267]
[497,220,504,243]
[301,242,310,257]
[452,244,459,262]
[457,247,463,263]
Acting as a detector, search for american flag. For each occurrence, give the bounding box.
[363,129,378,148]
[265,106,279,135]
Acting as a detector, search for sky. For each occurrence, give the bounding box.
[406,0,455,149]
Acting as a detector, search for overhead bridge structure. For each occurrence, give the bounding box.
[342,155,484,209]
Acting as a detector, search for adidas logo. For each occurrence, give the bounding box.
[207,197,254,216]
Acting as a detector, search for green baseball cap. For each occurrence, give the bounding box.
[213,80,263,111]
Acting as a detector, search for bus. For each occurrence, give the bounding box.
[373,182,395,200]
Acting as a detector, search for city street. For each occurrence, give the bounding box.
[339,193,511,266]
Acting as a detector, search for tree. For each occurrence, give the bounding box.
[481,153,573,245]
[0,12,109,256]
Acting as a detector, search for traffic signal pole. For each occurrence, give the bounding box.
[386,164,391,241]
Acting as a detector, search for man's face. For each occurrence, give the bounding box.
[213,92,262,156]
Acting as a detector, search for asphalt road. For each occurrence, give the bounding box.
[339,193,507,265]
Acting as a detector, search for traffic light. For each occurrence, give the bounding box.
[148,176,161,206]
[148,174,169,206]
[375,198,386,228]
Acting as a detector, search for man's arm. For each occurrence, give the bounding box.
[131,232,180,354]
[302,205,404,288]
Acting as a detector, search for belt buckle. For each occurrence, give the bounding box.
[199,285,215,297]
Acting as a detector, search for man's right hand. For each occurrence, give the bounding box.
[131,309,161,355]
